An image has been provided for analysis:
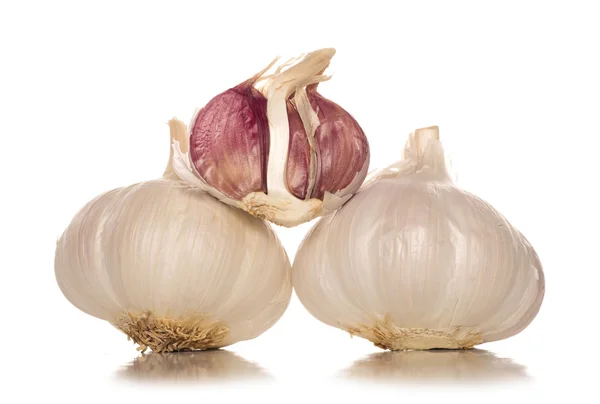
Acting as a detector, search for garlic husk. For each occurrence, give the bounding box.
[55,124,292,352]
[293,126,544,350]
[175,48,369,227]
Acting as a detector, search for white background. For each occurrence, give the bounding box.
[1,0,598,402]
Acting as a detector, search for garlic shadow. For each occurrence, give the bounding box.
[339,349,530,385]
[116,349,273,384]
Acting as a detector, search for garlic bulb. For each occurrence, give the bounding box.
[55,120,292,352]
[293,126,544,350]
[172,48,370,227]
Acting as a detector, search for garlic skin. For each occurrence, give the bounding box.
[55,123,292,352]
[293,126,544,350]
[173,48,370,227]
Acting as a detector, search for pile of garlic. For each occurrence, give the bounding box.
[55,48,544,353]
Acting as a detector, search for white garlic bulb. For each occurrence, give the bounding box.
[293,126,544,350]
[55,120,292,352]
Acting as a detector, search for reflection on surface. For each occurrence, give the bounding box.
[117,349,272,383]
[340,349,529,384]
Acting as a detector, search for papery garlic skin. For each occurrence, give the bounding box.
[56,150,292,352]
[293,126,544,350]
[174,48,370,227]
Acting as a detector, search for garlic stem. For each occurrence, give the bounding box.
[363,125,447,186]
[413,125,439,157]
[163,118,189,180]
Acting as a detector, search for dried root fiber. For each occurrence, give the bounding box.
[113,312,229,353]
[347,317,482,351]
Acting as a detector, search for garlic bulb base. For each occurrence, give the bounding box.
[241,192,322,227]
[113,312,229,353]
[347,319,483,351]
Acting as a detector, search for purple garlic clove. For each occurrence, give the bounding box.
[307,90,369,200]
[189,81,269,200]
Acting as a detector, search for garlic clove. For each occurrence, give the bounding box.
[306,91,370,200]
[286,99,312,200]
[189,82,269,200]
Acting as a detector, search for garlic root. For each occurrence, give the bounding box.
[113,312,229,353]
[347,317,482,351]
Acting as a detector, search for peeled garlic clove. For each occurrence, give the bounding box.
[293,126,544,351]
[55,120,292,353]
[177,48,370,227]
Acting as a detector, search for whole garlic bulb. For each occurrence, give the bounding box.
[293,126,544,350]
[55,121,292,353]
[172,48,370,227]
